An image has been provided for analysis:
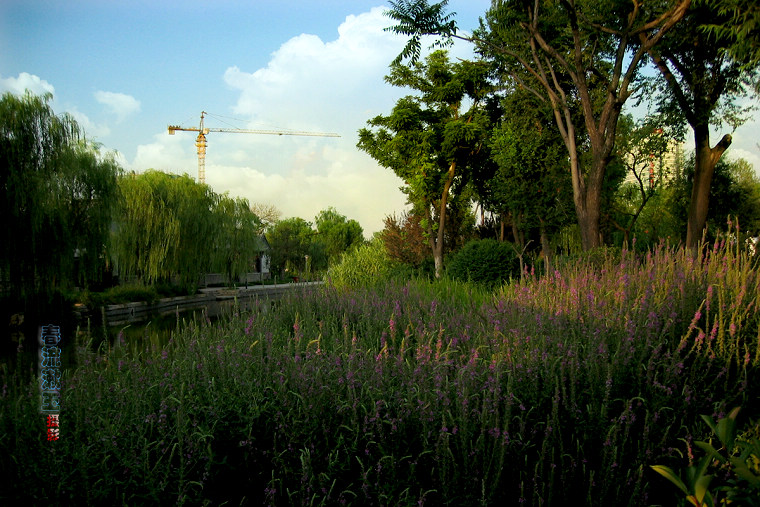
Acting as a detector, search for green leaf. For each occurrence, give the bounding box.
[651,465,690,494]
[693,472,714,505]
[694,441,727,464]
[729,456,760,485]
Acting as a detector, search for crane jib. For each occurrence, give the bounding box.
[166,111,340,184]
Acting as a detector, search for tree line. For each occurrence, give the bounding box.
[1,92,364,316]
[359,0,760,277]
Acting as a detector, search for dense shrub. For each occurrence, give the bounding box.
[326,238,399,289]
[84,284,159,306]
[447,238,519,288]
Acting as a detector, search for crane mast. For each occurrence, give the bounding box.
[168,111,340,184]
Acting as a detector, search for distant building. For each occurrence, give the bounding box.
[623,133,684,190]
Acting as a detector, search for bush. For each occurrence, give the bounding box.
[554,245,624,273]
[326,238,398,290]
[447,238,519,288]
[84,284,159,306]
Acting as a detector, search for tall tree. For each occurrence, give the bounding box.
[358,50,492,277]
[386,0,691,250]
[213,195,263,285]
[642,0,760,246]
[111,170,217,289]
[314,207,364,265]
[266,217,316,276]
[1,91,120,304]
[479,88,574,267]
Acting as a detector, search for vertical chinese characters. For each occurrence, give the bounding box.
[39,325,61,440]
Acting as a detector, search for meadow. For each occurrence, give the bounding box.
[1,238,759,505]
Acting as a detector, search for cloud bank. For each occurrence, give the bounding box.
[132,6,414,235]
[94,90,141,122]
[0,72,55,97]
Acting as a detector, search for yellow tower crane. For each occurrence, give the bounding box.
[168,111,340,184]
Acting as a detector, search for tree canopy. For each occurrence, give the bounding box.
[111,170,265,289]
[1,91,120,305]
[386,0,691,250]
[643,0,760,246]
[314,207,364,265]
[358,50,493,277]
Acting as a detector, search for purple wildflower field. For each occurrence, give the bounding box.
[1,239,758,505]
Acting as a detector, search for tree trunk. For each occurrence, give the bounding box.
[685,131,732,247]
[428,161,457,279]
[573,161,604,251]
[511,212,525,249]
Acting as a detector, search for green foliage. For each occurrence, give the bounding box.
[266,217,318,275]
[479,89,574,250]
[446,238,518,288]
[212,194,263,286]
[111,170,268,290]
[385,0,458,65]
[111,170,218,289]
[314,206,364,265]
[84,284,160,307]
[2,236,760,505]
[698,0,760,70]
[663,156,760,243]
[326,238,397,290]
[358,49,493,276]
[1,91,120,303]
[652,407,760,506]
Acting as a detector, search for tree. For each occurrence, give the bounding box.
[728,158,760,235]
[314,207,364,265]
[358,50,492,277]
[478,88,574,268]
[111,170,217,289]
[266,217,316,276]
[605,114,676,246]
[213,195,263,285]
[381,211,430,269]
[386,0,690,250]
[1,91,120,305]
[250,202,282,234]
[642,0,760,246]
[664,156,760,242]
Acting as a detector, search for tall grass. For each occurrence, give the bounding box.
[1,238,758,505]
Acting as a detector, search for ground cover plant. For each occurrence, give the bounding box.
[1,236,758,505]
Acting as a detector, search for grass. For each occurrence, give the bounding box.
[1,237,758,505]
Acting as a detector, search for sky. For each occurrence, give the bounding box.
[2,0,759,237]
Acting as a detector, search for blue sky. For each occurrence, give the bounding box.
[2,0,758,236]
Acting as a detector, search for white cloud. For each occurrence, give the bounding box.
[132,6,416,236]
[0,72,55,97]
[216,7,416,235]
[94,90,141,122]
[66,106,111,139]
[132,131,194,174]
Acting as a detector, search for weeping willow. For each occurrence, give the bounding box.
[1,91,120,303]
[212,194,263,285]
[111,171,262,290]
